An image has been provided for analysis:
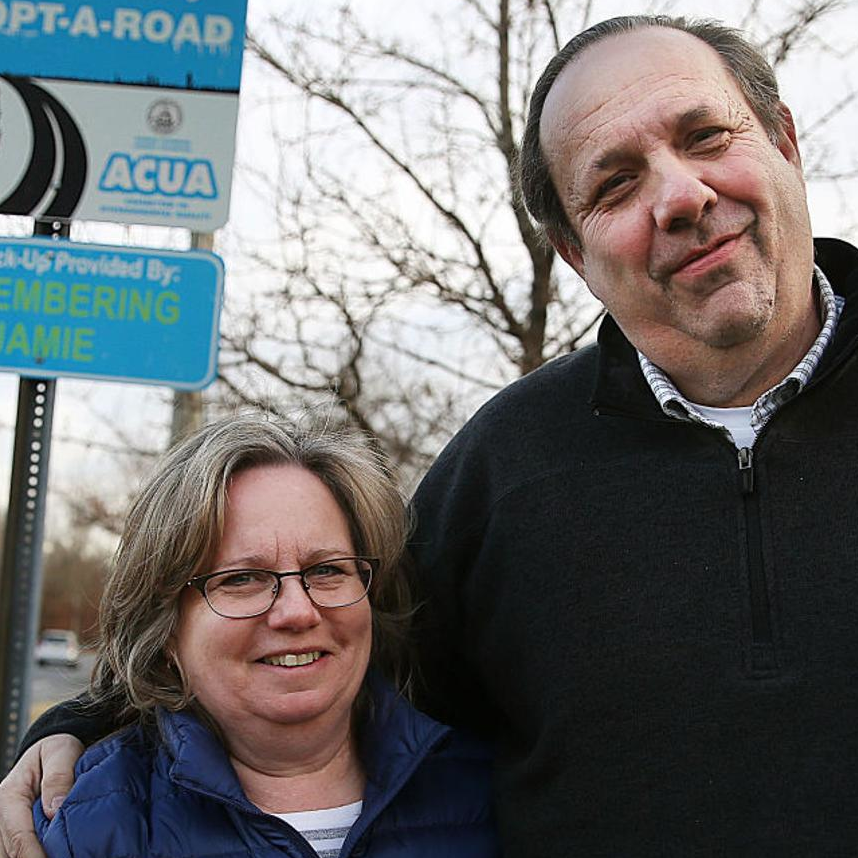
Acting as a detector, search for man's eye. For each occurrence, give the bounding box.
[689,128,728,148]
[595,173,633,203]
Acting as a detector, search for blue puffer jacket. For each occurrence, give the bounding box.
[33,682,499,858]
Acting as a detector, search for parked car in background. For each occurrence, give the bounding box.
[35,629,80,668]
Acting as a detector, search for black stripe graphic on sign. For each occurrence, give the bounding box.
[0,76,57,214]
[38,86,87,218]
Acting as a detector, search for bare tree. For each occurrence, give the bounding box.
[221,0,604,481]
[219,1,857,480]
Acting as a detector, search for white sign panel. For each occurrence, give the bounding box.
[0,1,247,229]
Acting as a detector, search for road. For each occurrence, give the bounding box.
[29,652,95,722]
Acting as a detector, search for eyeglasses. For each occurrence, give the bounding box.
[186,556,376,618]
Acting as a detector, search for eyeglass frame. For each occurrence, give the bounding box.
[185,556,378,618]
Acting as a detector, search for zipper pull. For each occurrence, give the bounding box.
[738,447,754,494]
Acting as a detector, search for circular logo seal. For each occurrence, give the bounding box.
[146,100,183,135]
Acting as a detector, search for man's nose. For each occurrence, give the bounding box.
[266,577,322,629]
[650,158,717,232]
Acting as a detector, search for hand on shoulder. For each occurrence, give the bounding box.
[0,734,83,858]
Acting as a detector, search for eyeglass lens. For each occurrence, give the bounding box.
[203,557,372,617]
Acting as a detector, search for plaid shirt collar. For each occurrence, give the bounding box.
[637,265,844,436]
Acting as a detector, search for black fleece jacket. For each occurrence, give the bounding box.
[408,238,858,858]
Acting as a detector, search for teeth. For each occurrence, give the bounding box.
[262,651,322,667]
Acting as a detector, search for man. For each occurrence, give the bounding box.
[408,14,858,858]
[3,14,858,858]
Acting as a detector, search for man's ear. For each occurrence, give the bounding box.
[775,101,802,169]
[548,228,585,279]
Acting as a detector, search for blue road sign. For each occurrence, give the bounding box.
[0,1,246,91]
[0,237,222,388]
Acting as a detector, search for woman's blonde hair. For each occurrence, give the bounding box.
[90,413,412,724]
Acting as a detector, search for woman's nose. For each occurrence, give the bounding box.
[266,577,322,629]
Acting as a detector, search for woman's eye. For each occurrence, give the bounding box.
[308,563,349,580]
[213,571,268,590]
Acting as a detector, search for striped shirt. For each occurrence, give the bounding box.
[274,799,362,858]
[637,265,843,442]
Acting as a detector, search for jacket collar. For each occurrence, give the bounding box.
[156,674,450,821]
[343,677,451,853]
[591,237,858,414]
[811,238,858,376]
[157,707,255,811]
[358,675,451,810]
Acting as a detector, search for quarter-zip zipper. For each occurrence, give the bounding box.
[595,399,786,675]
[737,447,776,673]
[592,404,677,424]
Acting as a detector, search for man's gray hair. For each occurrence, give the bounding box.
[518,15,782,249]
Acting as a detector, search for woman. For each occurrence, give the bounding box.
[33,414,497,858]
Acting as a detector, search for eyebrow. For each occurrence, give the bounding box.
[299,548,356,566]
[675,104,716,131]
[591,148,636,175]
[213,552,272,570]
[214,547,354,571]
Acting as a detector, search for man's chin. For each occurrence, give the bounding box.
[679,275,775,350]
[690,311,771,350]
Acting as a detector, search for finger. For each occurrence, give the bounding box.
[38,735,84,820]
[0,743,45,858]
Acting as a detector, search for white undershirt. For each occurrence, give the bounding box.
[273,799,363,858]
[690,403,755,449]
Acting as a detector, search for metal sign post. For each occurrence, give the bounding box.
[0,219,65,776]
